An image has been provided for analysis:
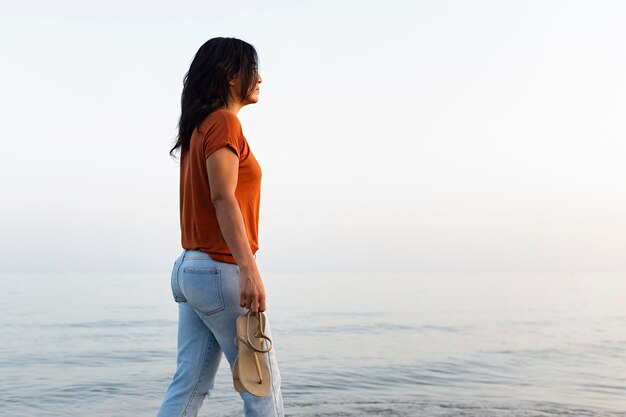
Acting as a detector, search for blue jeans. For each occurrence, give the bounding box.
[156,249,284,417]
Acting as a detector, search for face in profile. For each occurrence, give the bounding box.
[246,72,262,104]
[231,70,263,106]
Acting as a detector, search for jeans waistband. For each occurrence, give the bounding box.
[179,249,255,262]
[180,249,214,261]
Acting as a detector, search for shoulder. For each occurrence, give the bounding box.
[197,109,245,158]
[196,109,243,143]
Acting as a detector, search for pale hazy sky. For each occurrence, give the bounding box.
[1,0,624,273]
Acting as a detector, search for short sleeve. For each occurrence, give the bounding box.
[202,110,242,160]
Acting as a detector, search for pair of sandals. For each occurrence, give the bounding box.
[232,310,273,397]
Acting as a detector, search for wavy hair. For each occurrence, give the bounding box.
[170,37,259,158]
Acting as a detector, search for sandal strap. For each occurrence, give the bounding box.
[243,310,273,353]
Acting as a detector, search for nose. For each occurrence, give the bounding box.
[258,73,262,84]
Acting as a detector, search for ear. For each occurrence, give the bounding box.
[228,74,238,87]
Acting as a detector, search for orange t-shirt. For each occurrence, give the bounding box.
[179,108,262,264]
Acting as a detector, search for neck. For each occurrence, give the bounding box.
[224,102,244,115]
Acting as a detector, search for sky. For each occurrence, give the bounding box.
[0,0,625,273]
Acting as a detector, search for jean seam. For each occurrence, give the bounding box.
[262,327,280,417]
[216,270,225,313]
[267,349,279,417]
[181,332,214,417]
[182,267,220,274]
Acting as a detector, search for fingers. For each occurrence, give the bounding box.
[239,292,266,314]
[248,294,264,314]
[250,298,259,314]
[246,293,256,313]
[249,298,264,314]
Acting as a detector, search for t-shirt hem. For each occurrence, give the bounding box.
[206,252,236,264]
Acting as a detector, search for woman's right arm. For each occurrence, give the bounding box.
[205,147,266,314]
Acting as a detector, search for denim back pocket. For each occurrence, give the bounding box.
[179,267,225,316]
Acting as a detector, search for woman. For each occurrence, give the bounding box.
[156,37,284,417]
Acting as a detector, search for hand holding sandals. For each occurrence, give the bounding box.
[239,265,266,314]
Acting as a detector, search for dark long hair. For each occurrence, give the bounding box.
[170,37,259,158]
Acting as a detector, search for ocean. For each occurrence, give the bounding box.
[1,270,625,416]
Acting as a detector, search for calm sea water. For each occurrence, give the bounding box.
[0,270,625,417]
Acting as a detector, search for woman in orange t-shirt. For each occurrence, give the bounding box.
[156,37,284,417]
